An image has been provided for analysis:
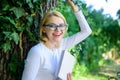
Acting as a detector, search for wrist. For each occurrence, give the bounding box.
[71,5,79,12]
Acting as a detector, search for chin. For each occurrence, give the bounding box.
[54,39,61,42]
[54,38,62,42]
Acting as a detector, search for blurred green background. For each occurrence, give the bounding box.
[0,0,120,80]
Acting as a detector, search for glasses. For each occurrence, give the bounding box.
[43,23,68,31]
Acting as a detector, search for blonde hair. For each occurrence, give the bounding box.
[39,10,67,42]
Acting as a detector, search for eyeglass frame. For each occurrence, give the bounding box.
[43,23,68,31]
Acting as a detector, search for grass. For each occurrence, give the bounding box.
[72,59,120,80]
[73,75,107,80]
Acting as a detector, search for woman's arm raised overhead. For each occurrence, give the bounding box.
[62,9,92,50]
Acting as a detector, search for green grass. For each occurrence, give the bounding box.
[72,60,120,80]
[73,75,107,80]
[72,62,107,80]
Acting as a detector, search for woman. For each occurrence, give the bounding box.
[22,0,92,80]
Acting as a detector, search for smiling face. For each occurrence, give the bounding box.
[40,10,67,44]
[43,16,66,43]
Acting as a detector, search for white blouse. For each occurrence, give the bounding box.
[22,11,92,80]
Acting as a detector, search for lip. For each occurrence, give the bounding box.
[53,33,63,37]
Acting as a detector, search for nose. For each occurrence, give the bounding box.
[55,27,60,31]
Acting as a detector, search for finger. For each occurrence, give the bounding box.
[67,73,72,80]
[67,0,74,4]
[66,0,79,12]
[69,73,72,80]
[67,73,69,80]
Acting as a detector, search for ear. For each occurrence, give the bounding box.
[42,26,46,33]
[43,31,46,33]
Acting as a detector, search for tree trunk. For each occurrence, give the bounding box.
[0,0,58,80]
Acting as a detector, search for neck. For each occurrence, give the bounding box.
[43,41,60,50]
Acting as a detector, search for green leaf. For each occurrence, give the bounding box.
[26,15,33,26]
[2,42,11,53]
[33,0,37,3]
[3,31,12,40]
[3,31,19,44]
[11,7,25,18]
[8,63,16,73]
[1,0,10,11]
[11,32,19,44]
[26,0,33,8]
[0,16,16,27]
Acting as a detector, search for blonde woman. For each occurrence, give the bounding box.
[22,0,92,80]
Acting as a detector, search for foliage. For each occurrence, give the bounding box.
[8,54,23,80]
[117,9,120,19]
[0,0,39,53]
[0,0,120,80]
[0,0,45,79]
[57,1,120,79]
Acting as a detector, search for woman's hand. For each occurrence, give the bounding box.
[67,0,79,12]
[67,73,72,80]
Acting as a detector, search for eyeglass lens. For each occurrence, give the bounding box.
[44,23,67,30]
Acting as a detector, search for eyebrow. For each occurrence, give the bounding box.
[43,23,66,26]
[44,23,65,25]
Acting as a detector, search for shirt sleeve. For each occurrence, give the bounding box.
[62,10,92,50]
[21,47,41,80]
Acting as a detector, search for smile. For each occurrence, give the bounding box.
[53,33,63,37]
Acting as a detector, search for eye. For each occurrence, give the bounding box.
[59,24,67,27]
[44,23,57,28]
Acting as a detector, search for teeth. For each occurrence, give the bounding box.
[56,35,60,36]
[54,33,61,36]
[53,33,62,36]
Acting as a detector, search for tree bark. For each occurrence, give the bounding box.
[0,0,58,80]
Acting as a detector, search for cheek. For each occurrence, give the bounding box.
[45,30,53,37]
[63,30,67,34]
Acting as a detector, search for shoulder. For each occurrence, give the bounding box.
[28,43,43,56]
[30,43,42,51]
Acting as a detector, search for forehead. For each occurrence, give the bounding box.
[46,16,64,24]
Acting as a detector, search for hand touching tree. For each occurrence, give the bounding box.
[67,0,79,12]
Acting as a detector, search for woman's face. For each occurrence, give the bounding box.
[42,16,67,43]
